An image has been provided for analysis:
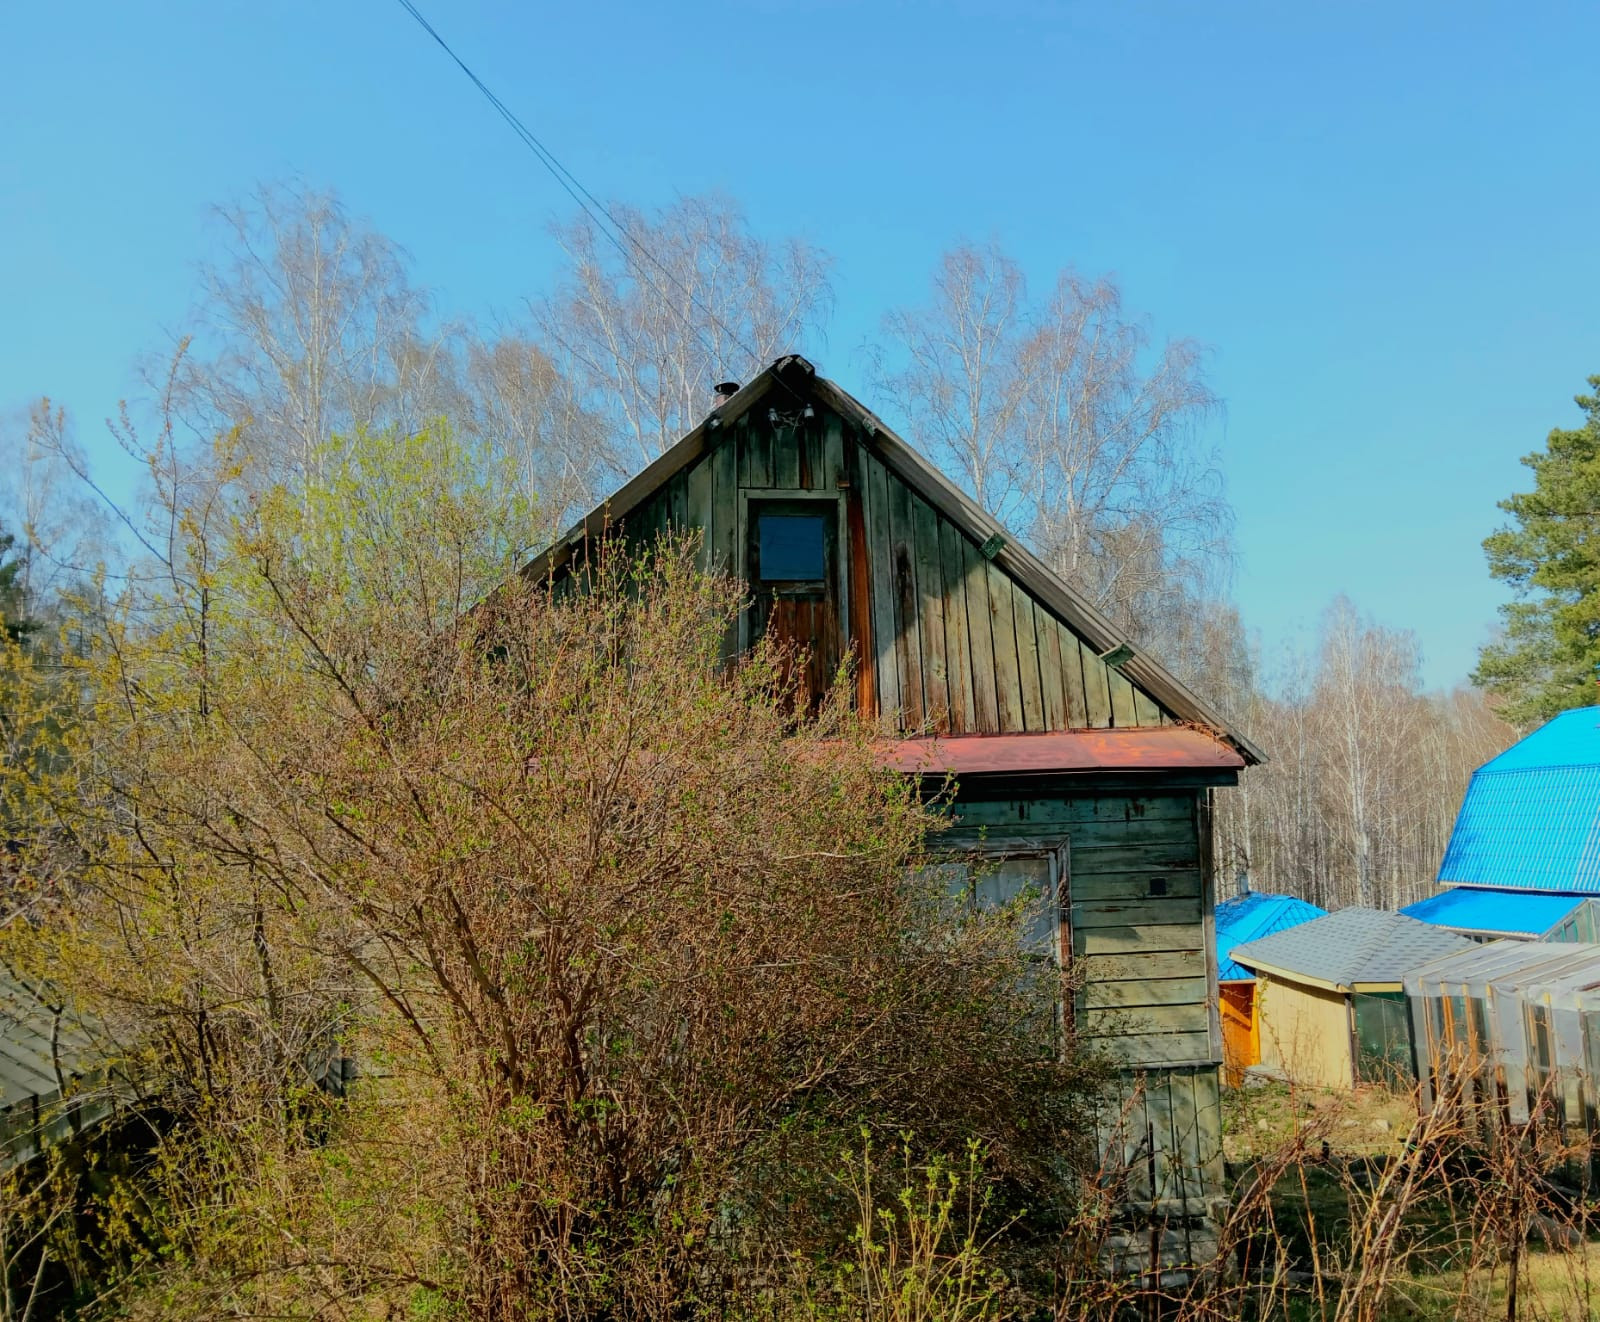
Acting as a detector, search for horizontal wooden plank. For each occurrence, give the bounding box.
[1086,1031,1215,1068]
[1082,977,1209,1010]
[1071,842,1201,873]
[1082,950,1209,982]
[1081,1003,1212,1036]
[1072,896,1204,928]
[1070,869,1203,902]
[950,795,1195,828]
[1075,923,1204,957]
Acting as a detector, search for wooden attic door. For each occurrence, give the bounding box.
[741,491,846,710]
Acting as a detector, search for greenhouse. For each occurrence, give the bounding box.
[1405,940,1600,1159]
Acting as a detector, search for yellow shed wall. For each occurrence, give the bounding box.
[1256,974,1354,1089]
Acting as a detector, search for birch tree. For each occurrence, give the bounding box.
[537,193,834,470]
[877,242,1228,653]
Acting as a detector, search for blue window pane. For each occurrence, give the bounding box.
[759,515,825,581]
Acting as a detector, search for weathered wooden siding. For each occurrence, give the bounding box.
[1097,1065,1224,1234]
[942,787,1221,1221]
[945,790,1214,1069]
[611,401,1174,735]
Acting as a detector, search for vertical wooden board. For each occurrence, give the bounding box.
[1011,578,1045,731]
[665,472,687,539]
[985,560,1025,731]
[1037,603,1067,731]
[1099,1074,1149,1203]
[1108,668,1138,727]
[708,438,739,659]
[709,439,737,575]
[685,452,714,571]
[818,415,845,492]
[1056,621,1088,727]
[739,419,772,489]
[937,518,974,733]
[863,451,901,722]
[1144,1075,1176,1205]
[1133,687,1162,726]
[1192,1068,1225,1192]
[773,424,802,489]
[1165,1072,1199,1211]
[888,472,925,728]
[1082,641,1113,728]
[912,496,949,731]
[963,539,999,731]
[843,432,876,716]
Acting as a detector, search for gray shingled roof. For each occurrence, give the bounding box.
[1229,907,1475,990]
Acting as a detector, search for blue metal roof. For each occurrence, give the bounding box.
[1215,889,1326,981]
[1439,707,1600,893]
[1400,886,1587,938]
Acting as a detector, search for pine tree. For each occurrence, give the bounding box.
[1474,376,1600,722]
[0,530,35,644]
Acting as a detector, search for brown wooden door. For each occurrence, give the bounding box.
[746,498,843,709]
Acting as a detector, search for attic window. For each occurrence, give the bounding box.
[757,514,826,583]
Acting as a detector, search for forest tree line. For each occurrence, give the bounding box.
[0,183,1532,917]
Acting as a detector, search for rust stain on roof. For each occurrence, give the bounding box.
[880,727,1246,777]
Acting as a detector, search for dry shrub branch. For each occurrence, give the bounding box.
[0,425,1099,1319]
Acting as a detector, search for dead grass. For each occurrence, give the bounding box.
[1216,1075,1600,1322]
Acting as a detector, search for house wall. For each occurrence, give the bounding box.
[613,402,1173,736]
[1256,975,1354,1089]
[943,786,1222,1218]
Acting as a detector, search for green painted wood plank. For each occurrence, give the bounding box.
[1133,687,1162,726]
[948,794,1196,828]
[1074,922,1205,957]
[1072,896,1203,929]
[1081,978,1210,1010]
[1071,870,1204,902]
[1108,667,1138,727]
[985,560,1025,731]
[1071,843,1202,873]
[1082,950,1209,983]
[685,451,714,572]
[1012,578,1046,731]
[665,472,687,539]
[1058,621,1089,726]
[863,450,901,722]
[938,517,975,733]
[709,436,739,657]
[1086,1031,1214,1068]
[1037,602,1067,730]
[962,537,999,731]
[1082,641,1113,728]
[887,469,925,728]
[911,494,949,731]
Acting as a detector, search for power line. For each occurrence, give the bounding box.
[391,0,772,381]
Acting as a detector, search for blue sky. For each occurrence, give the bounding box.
[4,0,1598,690]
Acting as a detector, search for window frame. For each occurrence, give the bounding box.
[735,489,847,652]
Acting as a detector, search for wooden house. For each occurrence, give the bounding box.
[522,355,1263,1263]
